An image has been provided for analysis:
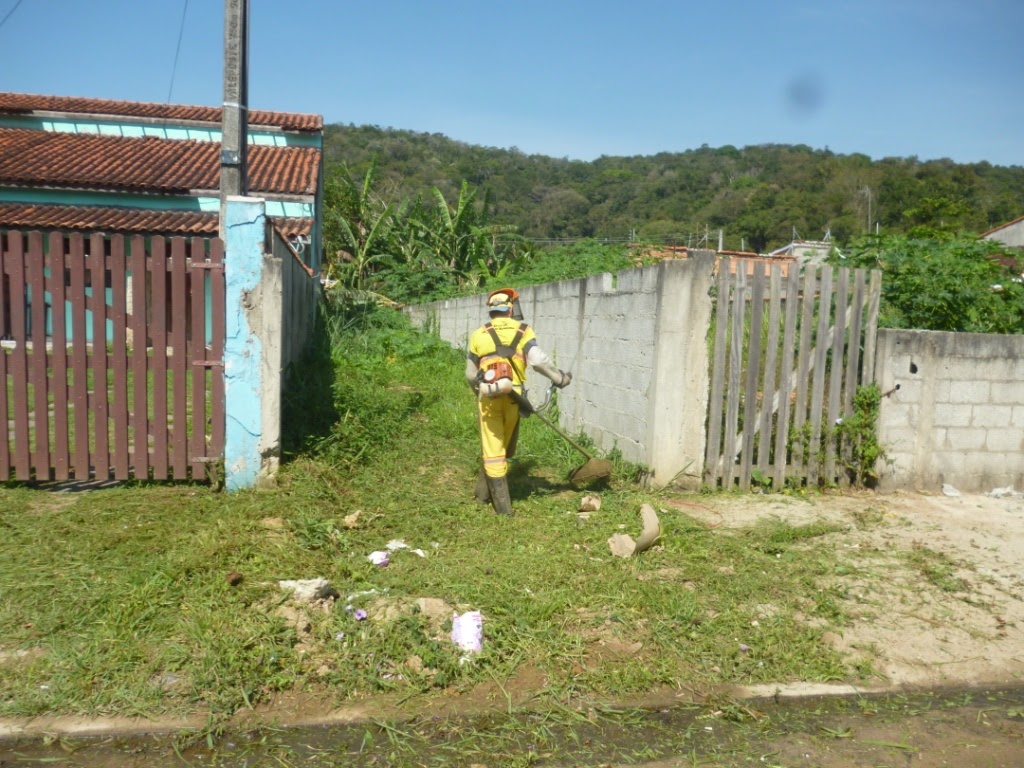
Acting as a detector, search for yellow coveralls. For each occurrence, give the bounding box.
[467,317,537,478]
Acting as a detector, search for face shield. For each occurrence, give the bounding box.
[487,288,524,321]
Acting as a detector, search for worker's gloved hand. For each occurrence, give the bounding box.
[556,370,572,388]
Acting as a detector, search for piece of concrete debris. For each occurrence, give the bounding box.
[942,483,961,497]
[275,604,312,634]
[608,503,661,558]
[278,578,339,604]
[579,494,602,513]
[155,673,188,693]
[417,597,454,627]
[987,486,1021,499]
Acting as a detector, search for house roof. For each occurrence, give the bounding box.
[0,202,311,239]
[0,92,323,133]
[0,128,320,196]
[723,253,796,277]
[980,215,1024,238]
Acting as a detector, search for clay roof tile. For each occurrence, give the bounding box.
[0,128,319,196]
[0,92,323,132]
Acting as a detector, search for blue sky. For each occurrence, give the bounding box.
[2,0,1022,166]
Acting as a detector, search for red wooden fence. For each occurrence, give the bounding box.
[0,230,225,482]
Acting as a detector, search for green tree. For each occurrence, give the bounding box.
[322,124,1024,250]
[837,234,1024,334]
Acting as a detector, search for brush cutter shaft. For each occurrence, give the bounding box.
[510,390,596,461]
[532,410,598,462]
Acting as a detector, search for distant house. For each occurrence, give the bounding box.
[0,92,324,268]
[629,243,796,278]
[981,216,1024,249]
[769,237,833,266]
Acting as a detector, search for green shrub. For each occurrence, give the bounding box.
[837,234,1024,334]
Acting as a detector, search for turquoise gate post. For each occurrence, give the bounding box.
[222,196,283,490]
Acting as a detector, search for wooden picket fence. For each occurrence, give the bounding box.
[704,259,881,490]
[1,230,225,482]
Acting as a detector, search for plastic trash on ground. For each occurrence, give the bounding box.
[451,611,483,655]
[367,551,390,567]
[387,539,427,557]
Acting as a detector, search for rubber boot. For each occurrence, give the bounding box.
[474,469,491,503]
[486,475,513,516]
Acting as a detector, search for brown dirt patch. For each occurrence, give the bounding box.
[672,489,1024,689]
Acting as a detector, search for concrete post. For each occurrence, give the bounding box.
[223,195,282,490]
[220,0,249,215]
[645,252,716,487]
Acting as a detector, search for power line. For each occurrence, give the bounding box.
[0,0,26,32]
[166,0,190,103]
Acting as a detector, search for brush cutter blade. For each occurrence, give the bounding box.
[569,459,614,484]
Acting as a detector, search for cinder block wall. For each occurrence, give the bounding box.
[272,230,318,369]
[874,329,1024,492]
[405,253,716,486]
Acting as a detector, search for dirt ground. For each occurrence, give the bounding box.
[675,488,1024,693]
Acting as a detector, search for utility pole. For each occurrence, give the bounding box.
[220,0,249,238]
[861,186,873,234]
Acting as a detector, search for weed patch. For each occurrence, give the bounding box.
[905,546,970,594]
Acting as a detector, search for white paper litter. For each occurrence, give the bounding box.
[386,539,426,557]
[368,551,390,566]
[451,611,483,654]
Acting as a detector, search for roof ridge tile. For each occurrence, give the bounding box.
[0,92,323,132]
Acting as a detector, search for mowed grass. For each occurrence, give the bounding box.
[0,304,853,729]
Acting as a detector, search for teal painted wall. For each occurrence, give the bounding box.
[0,115,322,148]
[0,188,313,218]
[0,187,218,211]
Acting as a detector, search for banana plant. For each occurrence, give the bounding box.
[323,159,397,290]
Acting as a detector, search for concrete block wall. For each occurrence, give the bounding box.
[405,252,716,486]
[874,329,1024,493]
[272,229,318,369]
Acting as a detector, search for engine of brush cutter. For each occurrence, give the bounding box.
[477,358,514,397]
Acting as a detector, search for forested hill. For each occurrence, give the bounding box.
[323,123,1024,252]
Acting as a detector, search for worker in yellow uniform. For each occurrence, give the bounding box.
[465,288,572,515]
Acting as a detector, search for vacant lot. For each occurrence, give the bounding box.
[679,488,1024,695]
